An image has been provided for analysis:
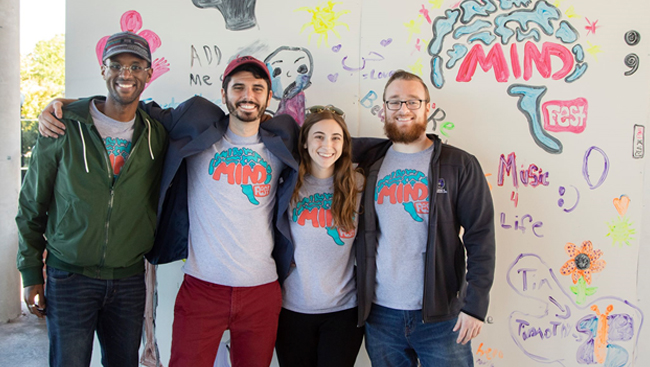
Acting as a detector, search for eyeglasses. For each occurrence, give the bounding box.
[307,105,346,118]
[104,63,151,75]
[384,99,426,111]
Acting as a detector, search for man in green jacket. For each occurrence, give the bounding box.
[16,31,167,367]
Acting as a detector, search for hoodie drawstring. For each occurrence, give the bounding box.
[145,118,154,160]
[77,121,90,173]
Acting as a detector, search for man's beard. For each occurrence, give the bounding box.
[225,96,267,122]
[384,115,428,144]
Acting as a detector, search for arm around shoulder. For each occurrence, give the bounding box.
[38,98,77,138]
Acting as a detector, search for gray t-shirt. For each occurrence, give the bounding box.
[89,100,135,179]
[374,144,434,310]
[184,128,283,287]
[282,172,363,314]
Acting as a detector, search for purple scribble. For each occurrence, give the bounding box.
[549,296,571,319]
[582,146,610,190]
[506,253,643,366]
[327,73,338,83]
[341,52,385,71]
[331,44,342,52]
[557,185,580,213]
[380,38,393,47]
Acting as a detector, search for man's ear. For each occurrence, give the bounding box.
[267,90,273,105]
[145,66,153,84]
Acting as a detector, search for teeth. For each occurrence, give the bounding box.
[239,104,256,110]
[117,83,134,88]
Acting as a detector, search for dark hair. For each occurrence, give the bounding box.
[292,111,362,232]
[222,63,272,92]
[382,70,430,103]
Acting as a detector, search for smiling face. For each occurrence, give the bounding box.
[102,53,152,107]
[304,118,344,178]
[265,48,313,100]
[222,70,272,123]
[383,78,431,144]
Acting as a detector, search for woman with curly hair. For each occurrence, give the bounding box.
[275,106,365,367]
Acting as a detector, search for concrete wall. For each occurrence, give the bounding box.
[0,0,24,323]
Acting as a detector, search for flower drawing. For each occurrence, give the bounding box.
[559,240,606,304]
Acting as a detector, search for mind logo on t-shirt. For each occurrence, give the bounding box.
[292,193,355,246]
[376,169,429,222]
[104,137,132,176]
[208,147,272,205]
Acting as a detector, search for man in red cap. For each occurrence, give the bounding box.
[39,55,299,367]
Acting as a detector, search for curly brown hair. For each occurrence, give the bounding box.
[292,110,362,232]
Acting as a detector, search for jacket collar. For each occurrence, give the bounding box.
[180,113,299,171]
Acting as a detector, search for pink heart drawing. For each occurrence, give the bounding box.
[331,44,342,53]
[380,38,392,47]
[327,73,339,83]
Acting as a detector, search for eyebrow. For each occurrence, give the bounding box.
[294,56,305,63]
[312,131,343,136]
[231,82,266,88]
[386,94,424,100]
[271,60,283,65]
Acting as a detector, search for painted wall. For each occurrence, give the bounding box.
[65,0,649,366]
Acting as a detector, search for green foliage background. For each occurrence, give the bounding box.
[20,34,65,162]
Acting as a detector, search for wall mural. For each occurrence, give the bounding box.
[66,1,647,366]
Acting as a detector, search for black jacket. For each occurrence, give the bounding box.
[354,134,496,325]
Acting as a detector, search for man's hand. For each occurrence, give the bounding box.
[453,312,483,345]
[38,99,68,138]
[23,284,46,318]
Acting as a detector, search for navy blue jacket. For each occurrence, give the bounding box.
[142,96,300,283]
[353,134,496,325]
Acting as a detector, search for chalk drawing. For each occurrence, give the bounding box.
[192,0,258,31]
[507,254,643,366]
[296,1,351,47]
[95,10,170,91]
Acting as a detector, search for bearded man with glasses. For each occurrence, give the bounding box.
[16,31,168,367]
[354,70,496,367]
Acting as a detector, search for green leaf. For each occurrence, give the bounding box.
[585,287,598,296]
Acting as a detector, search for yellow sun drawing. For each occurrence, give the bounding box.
[429,0,444,9]
[586,41,603,61]
[296,1,350,47]
[606,216,635,246]
[409,58,424,76]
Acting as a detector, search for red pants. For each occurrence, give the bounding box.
[169,274,282,367]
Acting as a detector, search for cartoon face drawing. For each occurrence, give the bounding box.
[264,47,313,101]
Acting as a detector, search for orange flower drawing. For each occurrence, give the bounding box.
[560,241,606,284]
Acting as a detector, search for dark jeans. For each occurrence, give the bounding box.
[45,266,146,367]
[365,304,474,367]
[275,307,364,367]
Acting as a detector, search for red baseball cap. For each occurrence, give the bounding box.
[223,55,271,81]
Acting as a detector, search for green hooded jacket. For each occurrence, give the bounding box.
[16,97,168,287]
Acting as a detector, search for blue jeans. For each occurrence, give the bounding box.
[45,266,146,367]
[365,304,474,367]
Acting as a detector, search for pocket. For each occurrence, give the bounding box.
[47,267,78,282]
